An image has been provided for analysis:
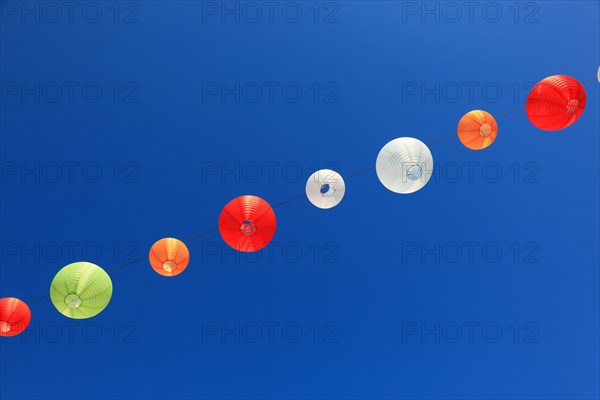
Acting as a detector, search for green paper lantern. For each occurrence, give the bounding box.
[50,262,113,319]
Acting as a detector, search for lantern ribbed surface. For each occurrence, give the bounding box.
[376,137,434,194]
[457,110,498,150]
[525,75,586,131]
[50,262,113,319]
[0,297,31,337]
[218,195,276,252]
[149,238,190,276]
[305,169,346,209]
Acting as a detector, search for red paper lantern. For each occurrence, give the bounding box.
[218,195,276,252]
[526,75,586,131]
[0,297,31,337]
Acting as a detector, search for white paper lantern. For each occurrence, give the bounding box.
[305,169,345,209]
[376,137,434,194]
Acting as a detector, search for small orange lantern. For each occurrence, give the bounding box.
[457,110,498,150]
[149,238,190,277]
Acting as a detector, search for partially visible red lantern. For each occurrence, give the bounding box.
[218,195,276,252]
[0,297,31,337]
[526,75,586,131]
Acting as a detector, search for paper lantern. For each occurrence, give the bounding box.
[376,137,433,194]
[457,110,498,150]
[0,297,31,337]
[218,195,276,252]
[306,169,346,209]
[525,75,586,131]
[149,238,190,276]
[50,262,113,319]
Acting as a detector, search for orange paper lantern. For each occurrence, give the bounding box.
[149,238,190,276]
[457,110,498,150]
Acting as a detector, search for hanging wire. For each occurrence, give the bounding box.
[495,105,526,119]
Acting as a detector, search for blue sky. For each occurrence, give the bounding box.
[1,1,599,399]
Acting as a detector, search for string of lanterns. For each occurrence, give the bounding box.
[0,72,597,337]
